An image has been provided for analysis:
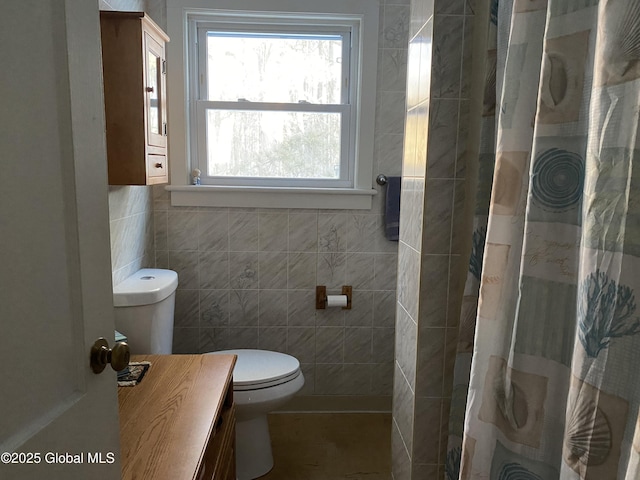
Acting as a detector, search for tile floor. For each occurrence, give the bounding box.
[258,413,392,480]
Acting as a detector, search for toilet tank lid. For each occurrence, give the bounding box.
[113,269,178,307]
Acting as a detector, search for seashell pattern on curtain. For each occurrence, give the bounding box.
[445,0,640,478]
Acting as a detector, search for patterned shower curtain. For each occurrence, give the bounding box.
[446,0,640,479]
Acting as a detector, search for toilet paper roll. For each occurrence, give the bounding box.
[326,295,348,307]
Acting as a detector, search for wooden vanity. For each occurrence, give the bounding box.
[118,354,237,480]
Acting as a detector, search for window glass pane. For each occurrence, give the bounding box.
[147,51,160,135]
[206,31,343,104]
[206,109,341,178]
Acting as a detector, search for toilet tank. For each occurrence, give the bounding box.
[113,269,178,354]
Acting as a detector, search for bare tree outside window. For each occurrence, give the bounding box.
[204,32,345,179]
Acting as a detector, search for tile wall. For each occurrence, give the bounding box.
[152,198,399,399]
[109,186,155,286]
[392,0,478,478]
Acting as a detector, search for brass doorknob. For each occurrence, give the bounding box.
[90,337,130,374]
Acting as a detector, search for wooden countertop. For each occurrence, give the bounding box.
[118,354,236,480]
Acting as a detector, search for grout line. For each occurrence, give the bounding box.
[395,358,416,396]
[392,416,413,471]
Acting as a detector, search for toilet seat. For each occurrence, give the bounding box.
[210,349,302,391]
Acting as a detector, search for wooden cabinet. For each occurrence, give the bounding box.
[100,12,169,185]
[118,355,236,480]
[198,386,236,480]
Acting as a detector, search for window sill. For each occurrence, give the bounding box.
[166,184,377,209]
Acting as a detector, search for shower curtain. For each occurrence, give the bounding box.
[446,0,640,479]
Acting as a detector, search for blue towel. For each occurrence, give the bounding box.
[384,176,401,241]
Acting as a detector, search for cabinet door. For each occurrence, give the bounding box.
[144,31,166,150]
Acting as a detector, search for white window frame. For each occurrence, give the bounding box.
[192,16,356,188]
[165,0,379,209]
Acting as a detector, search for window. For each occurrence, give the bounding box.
[166,0,379,209]
[191,14,359,188]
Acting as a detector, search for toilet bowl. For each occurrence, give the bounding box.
[209,349,304,480]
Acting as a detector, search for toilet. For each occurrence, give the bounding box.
[113,268,305,480]
[209,349,304,480]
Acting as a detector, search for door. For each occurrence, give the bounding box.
[0,1,121,479]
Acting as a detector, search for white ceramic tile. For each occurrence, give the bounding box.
[373,290,398,327]
[381,48,409,92]
[287,327,316,363]
[346,253,376,290]
[345,291,374,327]
[395,306,417,390]
[318,213,347,252]
[374,253,399,290]
[229,289,259,327]
[168,250,199,290]
[315,364,343,394]
[377,91,408,135]
[317,252,347,290]
[174,289,199,328]
[259,290,288,326]
[199,289,229,328]
[288,213,318,252]
[435,0,464,14]
[172,327,199,354]
[397,242,421,320]
[288,253,317,289]
[154,210,168,251]
[419,254,449,327]
[383,5,411,49]
[229,212,259,251]
[229,252,259,289]
[422,179,455,254]
[431,15,464,99]
[168,210,199,250]
[198,210,229,251]
[199,327,230,353]
[392,363,415,453]
[316,327,345,363]
[341,364,373,395]
[228,327,259,349]
[345,327,373,363]
[258,252,288,289]
[199,251,230,289]
[287,289,317,327]
[259,213,289,251]
[427,99,460,178]
[371,361,394,395]
[258,327,287,352]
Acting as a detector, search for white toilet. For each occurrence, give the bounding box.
[113,268,305,480]
[209,349,304,480]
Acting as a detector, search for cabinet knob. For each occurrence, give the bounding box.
[155,162,163,169]
[146,86,154,93]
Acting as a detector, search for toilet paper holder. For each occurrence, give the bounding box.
[316,285,352,310]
